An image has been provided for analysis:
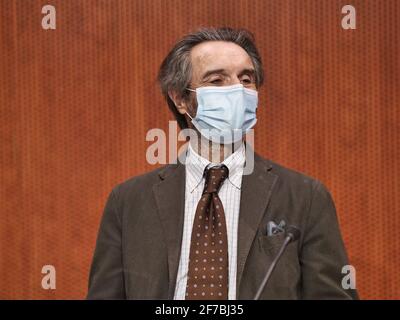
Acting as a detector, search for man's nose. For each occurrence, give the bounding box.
[228,77,241,85]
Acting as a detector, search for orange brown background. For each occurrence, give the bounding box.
[1,0,399,299]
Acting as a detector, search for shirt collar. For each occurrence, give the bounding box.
[185,141,245,193]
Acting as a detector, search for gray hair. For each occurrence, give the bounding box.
[158,27,264,129]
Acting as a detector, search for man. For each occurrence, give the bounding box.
[87,27,358,300]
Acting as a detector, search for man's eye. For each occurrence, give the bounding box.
[240,77,252,84]
[210,78,223,84]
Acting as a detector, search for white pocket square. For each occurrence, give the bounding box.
[267,220,286,236]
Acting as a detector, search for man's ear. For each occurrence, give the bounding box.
[168,90,189,115]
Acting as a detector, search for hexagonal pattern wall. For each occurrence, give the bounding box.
[0,0,399,299]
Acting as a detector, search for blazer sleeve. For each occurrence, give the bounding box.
[299,181,359,299]
[87,188,126,299]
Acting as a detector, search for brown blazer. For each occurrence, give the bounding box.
[87,146,358,300]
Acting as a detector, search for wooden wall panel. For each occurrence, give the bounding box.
[0,0,399,299]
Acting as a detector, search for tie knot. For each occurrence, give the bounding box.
[203,165,229,194]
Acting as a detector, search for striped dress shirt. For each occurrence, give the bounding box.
[173,142,245,300]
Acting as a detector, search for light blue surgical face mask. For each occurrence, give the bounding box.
[185,84,258,144]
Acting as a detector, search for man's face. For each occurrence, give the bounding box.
[176,41,257,128]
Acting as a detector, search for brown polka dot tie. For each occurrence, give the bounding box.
[186,165,229,300]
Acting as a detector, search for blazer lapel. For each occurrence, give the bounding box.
[236,150,278,297]
[152,160,186,299]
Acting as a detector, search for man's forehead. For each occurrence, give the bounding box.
[190,41,253,72]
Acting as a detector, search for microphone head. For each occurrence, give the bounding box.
[286,225,301,242]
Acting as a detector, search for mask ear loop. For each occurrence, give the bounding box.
[185,87,196,120]
[186,111,193,120]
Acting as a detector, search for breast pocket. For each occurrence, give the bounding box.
[258,233,287,253]
[256,233,301,299]
[258,233,300,273]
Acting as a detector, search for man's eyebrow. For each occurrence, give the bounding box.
[200,68,256,80]
[200,69,227,79]
[238,68,256,77]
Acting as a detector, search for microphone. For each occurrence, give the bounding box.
[253,225,301,300]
